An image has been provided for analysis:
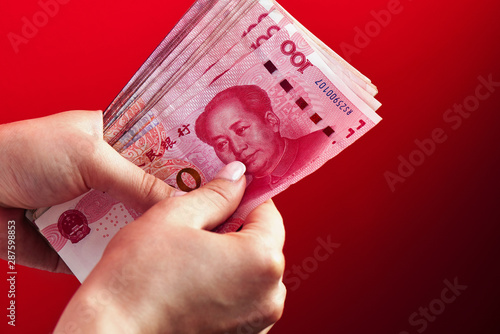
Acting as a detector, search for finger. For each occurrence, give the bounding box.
[48,110,104,140]
[0,110,105,209]
[239,199,285,250]
[255,281,287,333]
[258,324,274,334]
[145,161,247,230]
[0,208,72,274]
[60,110,177,212]
[82,140,177,213]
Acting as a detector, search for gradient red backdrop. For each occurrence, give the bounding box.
[1,0,499,333]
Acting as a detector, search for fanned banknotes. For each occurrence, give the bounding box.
[32,0,382,282]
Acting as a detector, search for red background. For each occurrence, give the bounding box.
[1,0,500,333]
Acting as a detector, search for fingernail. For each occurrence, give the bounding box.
[215,161,246,182]
[173,190,187,197]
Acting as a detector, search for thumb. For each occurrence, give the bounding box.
[66,109,176,212]
[81,140,177,213]
[144,161,247,230]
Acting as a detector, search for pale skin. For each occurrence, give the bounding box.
[0,110,286,333]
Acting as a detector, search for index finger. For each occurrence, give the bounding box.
[238,199,285,250]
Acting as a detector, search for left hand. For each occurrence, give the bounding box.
[0,110,176,273]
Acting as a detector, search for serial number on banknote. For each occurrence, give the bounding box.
[315,79,353,115]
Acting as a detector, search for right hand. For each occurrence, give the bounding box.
[54,161,286,334]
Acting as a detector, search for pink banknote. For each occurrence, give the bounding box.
[34,3,382,282]
[103,0,220,128]
[105,0,262,145]
[109,23,382,228]
[112,9,285,151]
[35,190,140,280]
[144,24,381,223]
[111,3,380,151]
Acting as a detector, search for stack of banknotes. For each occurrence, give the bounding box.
[31,0,382,282]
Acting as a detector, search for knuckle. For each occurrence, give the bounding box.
[261,295,285,325]
[267,251,286,279]
[203,181,234,211]
[72,129,101,158]
[74,135,102,182]
[266,304,284,324]
[139,173,162,204]
[252,248,285,281]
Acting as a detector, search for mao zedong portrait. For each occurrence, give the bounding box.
[195,85,328,199]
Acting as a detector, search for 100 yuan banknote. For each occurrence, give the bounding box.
[34,24,381,282]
